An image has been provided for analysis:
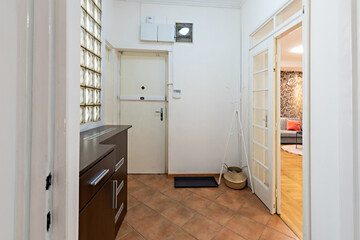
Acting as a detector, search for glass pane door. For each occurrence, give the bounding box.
[250,38,275,213]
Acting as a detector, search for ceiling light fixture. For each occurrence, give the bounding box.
[179,27,190,36]
[291,45,303,54]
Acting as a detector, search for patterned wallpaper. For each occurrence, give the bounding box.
[280,71,303,119]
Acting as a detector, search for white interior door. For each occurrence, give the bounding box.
[120,52,166,174]
[249,38,276,213]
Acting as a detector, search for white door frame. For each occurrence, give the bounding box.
[14,0,80,239]
[248,0,311,238]
[118,50,170,174]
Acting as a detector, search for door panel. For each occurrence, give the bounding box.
[119,52,166,174]
[250,38,275,213]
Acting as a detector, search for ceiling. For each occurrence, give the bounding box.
[120,0,247,8]
[280,26,303,71]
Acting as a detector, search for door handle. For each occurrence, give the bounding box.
[90,169,109,186]
[155,108,164,121]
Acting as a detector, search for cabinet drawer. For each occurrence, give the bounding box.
[79,180,115,240]
[80,150,115,211]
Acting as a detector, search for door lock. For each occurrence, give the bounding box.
[155,108,164,121]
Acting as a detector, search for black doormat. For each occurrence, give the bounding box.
[174,177,218,188]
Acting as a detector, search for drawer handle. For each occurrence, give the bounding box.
[115,203,124,223]
[115,158,125,172]
[90,169,109,186]
[116,180,124,196]
[112,180,118,209]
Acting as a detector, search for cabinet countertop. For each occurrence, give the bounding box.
[80,125,132,175]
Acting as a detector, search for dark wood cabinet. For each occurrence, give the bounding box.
[79,126,131,240]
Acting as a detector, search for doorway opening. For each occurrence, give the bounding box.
[118,51,168,174]
[275,25,303,239]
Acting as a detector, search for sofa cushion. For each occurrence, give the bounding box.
[281,130,298,138]
[287,119,302,131]
[280,117,301,130]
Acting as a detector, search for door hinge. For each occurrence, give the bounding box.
[45,173,52,190]
[273,68,276,72]
[47,211,51,232]
[303,6,305,14]
[275,188,278,198]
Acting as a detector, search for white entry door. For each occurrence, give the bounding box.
[119,52,166,174]
[249,38,276,213]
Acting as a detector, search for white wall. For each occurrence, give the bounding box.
[0,1,17,239]
[104,1,242,173]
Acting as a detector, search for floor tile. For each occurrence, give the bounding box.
[182,214,222,240]
[117,231,143,240]
[147,179,173,193]
[116,222,133,240]
[128,195,140,209]
[136,215,177,240]
[128,175,137,182]
[135,174,163,185]
[201,202,235,225]
[226,214,265,240]
[215,192,247,211]
[130,186,158,202]
[259,227,296,240]
[238,200,271,225]
[181,193,211,212]
[161,203,195,226]
[213,228,245,240]
[192,187,224,201]
[167,229,196,240]
[267,215,299,239]
[144,192,177,212]
[163,187,192,202]
[128,180,146,193]
[124,204,157,228]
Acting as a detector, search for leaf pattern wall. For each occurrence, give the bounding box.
[280,71,303,120]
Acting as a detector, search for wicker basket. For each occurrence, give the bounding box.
[224,166,247,190]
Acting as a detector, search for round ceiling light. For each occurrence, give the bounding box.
[179,27,190,36]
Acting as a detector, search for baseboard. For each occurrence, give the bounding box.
[167,173,220,178]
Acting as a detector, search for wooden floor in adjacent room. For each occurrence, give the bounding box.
[280,146,303,239]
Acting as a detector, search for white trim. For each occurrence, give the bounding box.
[302,0,311,238]
[253,69,269,75]
[122,0,246,9]
[119,95,166,101]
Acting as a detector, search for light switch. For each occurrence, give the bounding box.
[141,23,157,42]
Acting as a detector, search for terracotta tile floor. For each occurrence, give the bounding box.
[117,174,299,240]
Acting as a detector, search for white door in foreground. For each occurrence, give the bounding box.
[249,38,276,213]
[119,52,166,174]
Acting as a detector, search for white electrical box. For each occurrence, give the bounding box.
[157,24,175,42]
[140,23,157,42]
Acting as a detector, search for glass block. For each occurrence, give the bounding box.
[88,0,94,18]
[80,106,85,124]
[93,106,101,121]
[89,53,94,69]
[85,88,94,105]
[85,106,93,123]
[94,57,99,72]
[81,28,86,47]
[86,51,91,69]
[86,0,91,12]
[85,70,93,87]
[94,73,101,88]
[86,14,91,33]
[80,68,85,85]
[98,0,102,9]
[80,48,86,66]
[81,0,86,8]
[94,89,101,105]
[80,87,85,105]
[97,42,101,56]
[90,18,94,35]
[87,35,94,52]
[97,9,101,25]
[81,9,86,28]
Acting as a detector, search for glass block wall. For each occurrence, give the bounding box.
[80,0,102,124]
